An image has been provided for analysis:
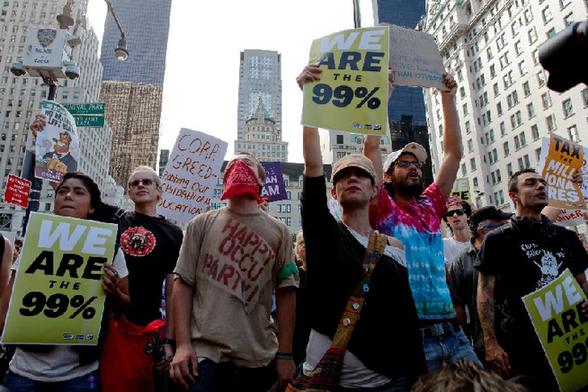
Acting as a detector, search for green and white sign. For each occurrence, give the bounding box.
[63,103,105,127]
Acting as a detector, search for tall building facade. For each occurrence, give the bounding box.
[234,99,288,162]
[0,0,115,232]
[237,50,283,144]
[371,0,434,184]
[100,0,172,185]
[422,0,588,210]
[158,148,169,177]
[101,81,162,185]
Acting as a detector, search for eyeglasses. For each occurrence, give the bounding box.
[445,209,465,218]
[395,160,423,169]
[129,178,154,188]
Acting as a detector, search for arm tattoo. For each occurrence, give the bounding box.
[477,273,497,343]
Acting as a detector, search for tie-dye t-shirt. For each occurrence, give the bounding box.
[369,183,455,320]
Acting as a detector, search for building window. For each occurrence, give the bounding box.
[336,135,343,144]
[470,158,477,171]
[493,83,500,97]
[535,147,542,161]
[465,121,471,134]
[467,139,474,153]
[500,122,507,137]
[562,98,574,118]
[531,124,540,140]
[542,7,553,24]
[497,102,503,116]
[536,70,546,86]
[583,88,588,107]
[528,27,538,44]
[503,141,510,156]
[527,103,535,118]
[568,125,580,142]
[560,0,571,9]
[546,28,556,38]
[541,92,552,109]
[507,163,513,176]
[518,61,527,76]
[546,114,557,132]
[461,163,467,177]
[523,81,531,96]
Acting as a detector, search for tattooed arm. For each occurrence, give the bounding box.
[477,272,510,376]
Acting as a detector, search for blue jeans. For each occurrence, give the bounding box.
[420,322,483,372]
[3,371,98,392]
[188,359,275,392]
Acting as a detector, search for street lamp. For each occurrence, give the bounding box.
[9,0,129,234]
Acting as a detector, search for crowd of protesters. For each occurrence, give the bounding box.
[0,64,585,392]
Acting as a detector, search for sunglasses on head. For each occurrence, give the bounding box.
[129,178,154,188]
[445,209,465,218]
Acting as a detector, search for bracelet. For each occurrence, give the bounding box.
[275,352,294,360]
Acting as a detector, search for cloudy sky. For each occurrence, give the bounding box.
[87,0,377,163]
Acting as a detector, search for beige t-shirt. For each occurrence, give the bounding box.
[174,207,298,368]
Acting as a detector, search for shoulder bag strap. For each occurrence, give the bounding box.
[331,231,386,349]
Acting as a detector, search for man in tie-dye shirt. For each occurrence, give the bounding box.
[364,74,481,372]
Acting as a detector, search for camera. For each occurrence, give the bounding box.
[64,63,80,80]
[539,20,588,93]
[10,62,26,77]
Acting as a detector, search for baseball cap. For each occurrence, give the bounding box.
[470,206,511,231]
[383,142,428,173]
[331,153,376,184]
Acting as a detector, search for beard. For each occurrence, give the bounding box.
[384,179,424,198]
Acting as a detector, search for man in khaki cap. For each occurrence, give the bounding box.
[296,65,426,390]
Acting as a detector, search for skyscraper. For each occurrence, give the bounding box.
[372,0,434,185]
[0,0,115,232]
[422,0,588,209]
[237,50,283,142]
[100,0,172,184]
[100,0,172,86]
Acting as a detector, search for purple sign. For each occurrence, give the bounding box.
[261,162,287,202]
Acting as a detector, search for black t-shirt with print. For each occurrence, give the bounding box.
[118,212,183,325]
[476,216,588,381]
[301,175,426,379]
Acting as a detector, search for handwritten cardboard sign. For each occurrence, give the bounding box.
[538,135,586,210]
[555,209,586,227]
[386,24,446,90]
[157,129,228,224]
[260,162,287,202]
[3,175,31,208]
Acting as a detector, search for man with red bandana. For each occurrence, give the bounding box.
[170,152,299,391]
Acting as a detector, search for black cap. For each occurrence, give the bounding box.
[470,206,512,232]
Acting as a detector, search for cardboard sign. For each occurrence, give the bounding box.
[2,213,117,345]
[3,175,31,208]
[555,210,586,227]
[158,129,228,224]
[34,100,80,183]
[387,24,446,90]
[538,135,586,210]
[451,178,470,202]
[523,269,588,392]
[260,162,287,202]
[302,27,389,135]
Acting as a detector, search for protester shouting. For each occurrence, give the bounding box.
[170,152,298,391]
[2,172,129,392]
[100,166,183,392]
[362,70,480,370]
[447,206,510,363]
[476,169,588,391]
[295,66,425,391]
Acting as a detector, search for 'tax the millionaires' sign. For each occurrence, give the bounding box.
[302,26,389,135]
[538,134,586,210]
[2,213,117,345]
[523,269,588,392]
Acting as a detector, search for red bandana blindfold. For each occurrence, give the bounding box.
[221,160,262,201]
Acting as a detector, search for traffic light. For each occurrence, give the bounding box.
[539,20,588,93]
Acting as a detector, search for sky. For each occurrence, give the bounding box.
[87,0,376,163]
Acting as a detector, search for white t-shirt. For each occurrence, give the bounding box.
[443,237,469,266]
[9,248,128,382]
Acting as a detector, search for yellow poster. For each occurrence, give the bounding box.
[302,26,389,135]
[451,178,471,202]
[2,212,117,345]
[540,134,586,210]
[522,269,588,392]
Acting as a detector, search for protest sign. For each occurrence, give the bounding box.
[555,209,586,227]
[3,174,31,208]
[451,178,470,202]
[2,213,117,345]
[260,162,287,202]
[158,128,228,223]
[537,135,586,210]
[302,26,389,135]
[387,24,446,90]
[34,100,80,183]
[523,269,588,392]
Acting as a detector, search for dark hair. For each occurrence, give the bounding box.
[56,172,102,211]
[508,168,537,193]
[443,200,472,226]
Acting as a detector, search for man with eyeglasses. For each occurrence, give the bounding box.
[443,198,473,266]
[476,169,588,390]
[364,73,481,371]
[447,206,510,363]
[103,165,183,392]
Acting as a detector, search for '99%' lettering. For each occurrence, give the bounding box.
[558,337,588,373]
